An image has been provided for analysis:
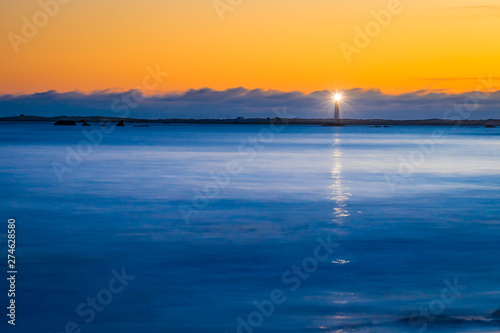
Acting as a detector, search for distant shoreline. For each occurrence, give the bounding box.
[1,115,500,127]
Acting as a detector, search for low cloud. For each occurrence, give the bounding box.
[1,87,500,120]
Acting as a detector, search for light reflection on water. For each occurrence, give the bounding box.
[330,135,351,223]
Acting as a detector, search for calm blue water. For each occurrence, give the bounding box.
[1,123,500,333]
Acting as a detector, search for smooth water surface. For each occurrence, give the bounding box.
[1,123,500,333]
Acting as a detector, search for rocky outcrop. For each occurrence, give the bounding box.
[54,120,77,126]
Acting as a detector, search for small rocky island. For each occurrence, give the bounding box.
[54,120,77,126]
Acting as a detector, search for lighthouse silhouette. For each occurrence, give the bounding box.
[322,94,345,126]
[334,99,341,122]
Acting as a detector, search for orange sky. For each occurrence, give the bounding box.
[1,0,499,95]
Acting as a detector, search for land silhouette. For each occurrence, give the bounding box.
[2,115,500,127]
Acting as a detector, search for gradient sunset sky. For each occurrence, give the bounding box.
[2,0,500,96]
